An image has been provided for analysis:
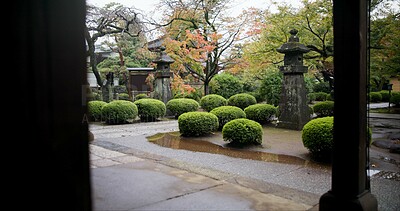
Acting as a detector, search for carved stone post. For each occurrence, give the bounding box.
[152,46,174,104]
[276,29,310,130]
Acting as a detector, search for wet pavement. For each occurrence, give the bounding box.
[89,110,399,211]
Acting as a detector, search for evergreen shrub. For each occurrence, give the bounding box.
[199,94,227,112]
[178,112,219,137]
[307,93,316,103]
[314,92,328,101]
[227,93,257,110]
[313,101,334,117]
[101,100,138,124]
[134,98,166,122]
[369,92,382,103]
[117,93,130,101]
[166,98,200,119]
[246,91,265,103]
[302,116,334,160]
[210,106,246,130]
[302,117,373,160]
[134,93,149,101]
[222,118,263,145]
[209,73,243,99]
[379,90,391,102]
[244,104,277,124]
[88,100,108,121]
[390,92,400,107]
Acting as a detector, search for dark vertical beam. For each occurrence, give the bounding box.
[11,0,92,210]
[319,1,377,210]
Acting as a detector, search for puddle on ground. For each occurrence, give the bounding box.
[147,132,329,169]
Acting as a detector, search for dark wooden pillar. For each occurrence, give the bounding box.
[11,0,92,210]
[319,1,377,210]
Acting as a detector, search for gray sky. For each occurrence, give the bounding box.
[86,0,303,40]
[86,0,303,17]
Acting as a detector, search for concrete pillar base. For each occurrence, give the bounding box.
[319,190,377,211]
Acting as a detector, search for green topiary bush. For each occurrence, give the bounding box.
[134,93,149,101]
[101,100,138,124]
[227,93,257,110]
[134,98,166,122]
[88,100,108,121]
[302,116,334,160]
[379,90,391,102]
[178,112,219,137]
[209,72,244,99]
[199,94,227,112]
[244,104,277,124]
[313,92,328,101]
[307,93,316,103]
[117,93,130,101]
[390,92,400,107]
[369,92,382,103]
[313,101,334,117]
[222,118,263,145]
[210,106,246,130]
[166,98,200,119]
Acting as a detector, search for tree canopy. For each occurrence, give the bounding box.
[158,0,251,95]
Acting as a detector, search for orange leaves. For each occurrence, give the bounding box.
[171,74,196,95]
[185,29,219,52]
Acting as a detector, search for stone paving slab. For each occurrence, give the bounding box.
[90,146,312,211]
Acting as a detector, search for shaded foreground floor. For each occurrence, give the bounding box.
[89,114,399,211]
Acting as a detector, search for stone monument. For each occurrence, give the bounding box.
[276,29,310,130]
[152,46,174,104]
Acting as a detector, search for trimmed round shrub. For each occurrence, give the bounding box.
[326,92,334,101]
[178,112,219,137]
[88,100,108,121]
[101,100,138,124]
[173,90,202,102]
[314,92,328,101]
[199,94,227,112]
[244,104,277,124]
[134,98,166,122]
[246,91,265,103]
[379,90,391,102]
[307,93,316,103]
[166,98,200,119]
[390,92,400,107]
[209,73,243,99]
[210,106,246,130]
[134,93,149,101]
[222,118,263,145]
[227,93,257,110]
[313,101,334,117]
[302,116,334,160]
[117,93,130,101]
[369,92,382,103]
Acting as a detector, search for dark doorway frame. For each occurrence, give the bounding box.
[10,0,377,210]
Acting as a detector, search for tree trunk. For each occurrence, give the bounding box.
[84,27,102,87]
[204,80,209,95]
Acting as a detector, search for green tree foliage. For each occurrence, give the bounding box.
[237,0,333,80]
[369,1,400,90]
[209,73,243,99]
[259,69,283,106]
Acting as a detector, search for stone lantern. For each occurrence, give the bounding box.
[276,29,310,130]
[152,46,174,104]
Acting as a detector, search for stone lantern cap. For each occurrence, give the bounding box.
[277,29,310,54]
[152,46,175,64]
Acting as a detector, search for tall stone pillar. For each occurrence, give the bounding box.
[152,46,174,104]
[276,29,310,130]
